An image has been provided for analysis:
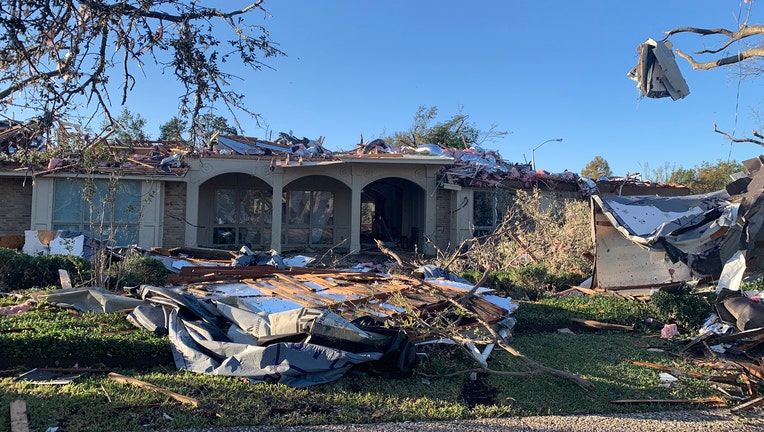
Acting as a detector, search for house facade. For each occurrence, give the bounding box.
[0,134,688,256]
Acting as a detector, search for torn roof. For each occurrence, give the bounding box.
[593,190,735,246]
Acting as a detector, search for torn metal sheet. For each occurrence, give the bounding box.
[628,38,690,100]
[592,191,740,292]
[592,155,764,294]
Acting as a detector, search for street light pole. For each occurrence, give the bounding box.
[531,138,563,171]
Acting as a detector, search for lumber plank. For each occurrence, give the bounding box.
[571,318,634,331]
[10,400,29,432]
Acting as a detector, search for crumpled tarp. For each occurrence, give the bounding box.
[128,285,417,387]
[39,287,146,313]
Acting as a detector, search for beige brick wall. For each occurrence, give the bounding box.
[0,177,32,236]
[162,181,186,248]
[434,189,451,251]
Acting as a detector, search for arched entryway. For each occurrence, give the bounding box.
[361,177,425,251]
[197,173,272,249]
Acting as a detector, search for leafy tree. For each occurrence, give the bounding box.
[389,105,507,149]
[0,1,283,134]
[581,156,612,179]
[102,108,149,144]
[668,159,745,194]
[159,117,188,141]
[194,113,238,148]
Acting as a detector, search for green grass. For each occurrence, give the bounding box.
[0,293,750,432]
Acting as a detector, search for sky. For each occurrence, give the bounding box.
[30,0,764,178]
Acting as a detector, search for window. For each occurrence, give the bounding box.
[282,190,334,246]
[212,188,272,247]
[53,179,141,246]
[473,189,515,236]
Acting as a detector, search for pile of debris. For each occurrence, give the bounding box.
[18,242,518,387]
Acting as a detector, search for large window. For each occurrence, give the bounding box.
[212,188,272,247]
[282,190,334,246]
[53,179,141,246]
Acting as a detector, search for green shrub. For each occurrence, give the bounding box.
[0,247,30,292]
[545,271,586,292]
[0,248,91,292]
[508,264,548,300]
[649,285,713,332]
[107,255,168,289]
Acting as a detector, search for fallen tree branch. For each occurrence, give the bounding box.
[107,372,200,408]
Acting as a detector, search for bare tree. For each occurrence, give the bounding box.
[0,1,283,138]
[663,5,764,146]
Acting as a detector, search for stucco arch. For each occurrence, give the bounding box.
[196,172,273,249]
[360,177,426,251]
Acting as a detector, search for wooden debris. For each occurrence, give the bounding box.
[624,359,704,378]
[611,396,725,406]
[58,269,72,289]
[107,372,200,408]
[10,400,29,432]
[571,318,634,331]
[730,395,764,413]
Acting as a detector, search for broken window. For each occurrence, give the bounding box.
[212,188,272,247]
[282,190,334,247]
[52,179,141,246]
[472,189,515,236]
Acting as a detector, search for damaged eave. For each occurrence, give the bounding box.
[337,155,455,165]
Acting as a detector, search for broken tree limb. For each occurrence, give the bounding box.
[374,239,404,268]
[441,298,594,390]
[107,372,200,408]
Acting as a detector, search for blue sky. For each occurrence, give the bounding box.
[82,1,764,177]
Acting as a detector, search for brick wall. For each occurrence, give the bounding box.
[162,182,186,248]
[0,177,32,236]
[434,189,451,251]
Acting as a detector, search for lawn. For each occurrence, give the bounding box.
[0,294,756,432]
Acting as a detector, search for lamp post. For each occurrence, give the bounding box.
[531,138,563,171]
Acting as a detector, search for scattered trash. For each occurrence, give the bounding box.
[14,368,84,385]
[660,323,680,339]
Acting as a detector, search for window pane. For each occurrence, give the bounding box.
[240,190,271,224]
[311,228,333,245]
[287,191,311,225]
[213,227,237,245]
[311,191,334,225]
[239,227,261,245]
[286,228,309,245]
[53,180,82,222]
[473,191,494,227]
[114,181,141,223]
[214,189,237,224]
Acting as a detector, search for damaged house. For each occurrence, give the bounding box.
[0,119,696,261]
[0,124,680,258]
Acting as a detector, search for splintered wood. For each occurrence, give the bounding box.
[167,266,508,325]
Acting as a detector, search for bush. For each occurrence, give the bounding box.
[107,255,168,290]
[0,248,91,292]
[545,271,586,292]
[649,285,713,332]
[508,264,548,300]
